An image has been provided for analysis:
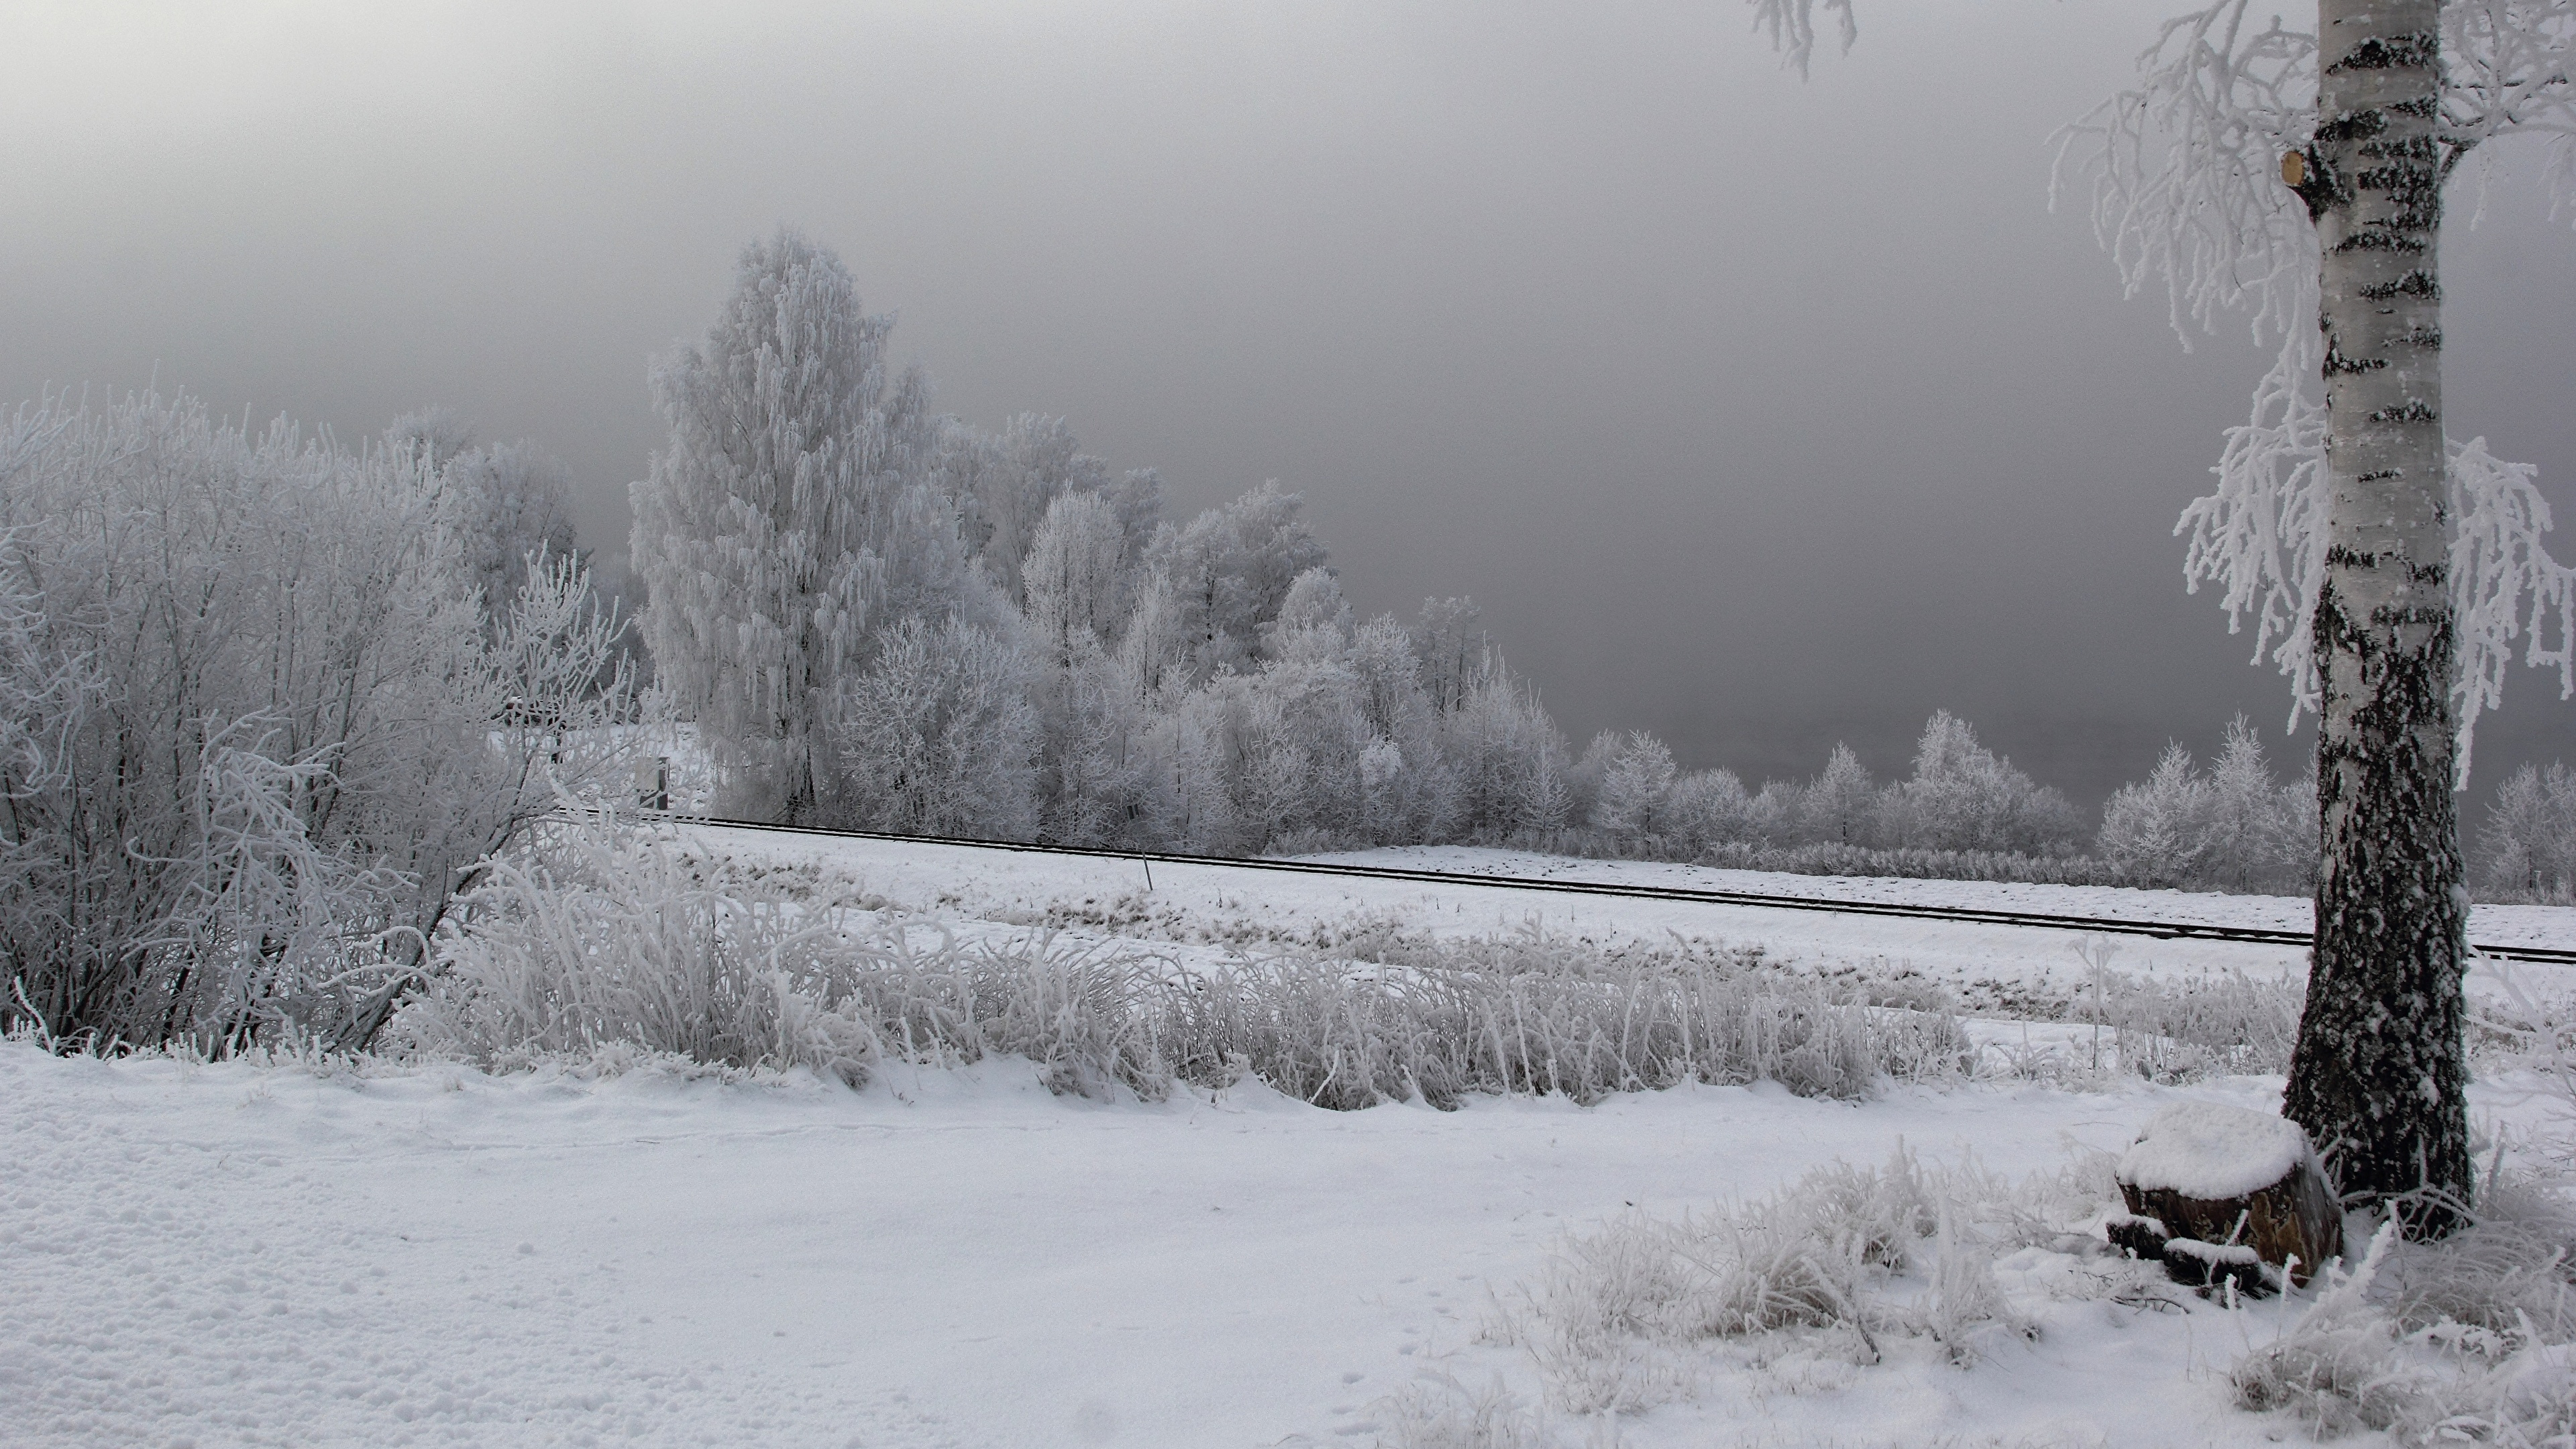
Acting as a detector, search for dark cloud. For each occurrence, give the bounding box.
[5,1,2567,806]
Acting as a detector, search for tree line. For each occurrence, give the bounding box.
[631,231,2575,902]
[4,230,2569,1059]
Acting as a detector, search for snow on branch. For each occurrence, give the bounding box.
[2180,339,2576,782]
[2178,335,2330,728]
[1750,0,1855,76]
[2053,1,2319,351]
[2443,0,2576,217]
[2453,435,2576,773]
[2074,0,2576,777]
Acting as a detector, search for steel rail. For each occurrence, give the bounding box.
[643,812,2576,967]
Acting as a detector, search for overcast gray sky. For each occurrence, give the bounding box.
[6,1,2569,805]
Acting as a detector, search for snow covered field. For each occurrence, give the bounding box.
[8,837,2573,1448]
[672,825,2576,1015]
[7,1043,2523,1449]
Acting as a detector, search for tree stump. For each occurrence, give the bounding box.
[2110,1102,2342,1293]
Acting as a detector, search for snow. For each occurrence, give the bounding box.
[2118,1099,2314,1201]
[9,838,2573,1448]
[0,1040,2347,1449]
[13,1039,2566,1449]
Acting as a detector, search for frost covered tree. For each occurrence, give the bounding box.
[1663,767,1765,855]
[1588,731,1679,841]
[629,229,935,824]
[934,413,1115,604]
[1878,712,2082,856]
[1411,596,1488,715]
[1141,482,1330,682]
[2479,760,2576,900]
[1442,657,1572,839]
[1024,490,1138,668]
[834,616,1040,840]
[0,390,633,1051]
[437,439,581,629]
[2097,722,2315,892]
[1766,0,2576,1228]
[2099,743,2215,886]
[1795,743,1879,846]
[2201,715,2316,891]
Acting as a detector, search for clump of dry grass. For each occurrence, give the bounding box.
[394,810,1970,1107]
[2232,1168,2576,1444]
[1484,1146,2098,1416]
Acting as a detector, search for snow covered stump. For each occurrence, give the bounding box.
[2110,1102,2342,1296]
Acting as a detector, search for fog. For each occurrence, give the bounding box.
[6,0,2569,805]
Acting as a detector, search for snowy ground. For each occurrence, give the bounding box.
[9,837,2574,1449]
[11,1043,2525,1449]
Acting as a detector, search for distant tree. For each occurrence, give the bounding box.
[936,413,1115,605]
[1664,767,1762,855]
[2098,743,2213,887]
[835,616,1039,840]
[1442,658,1572,839]
[2480,761,2576,902]
[1023,490,1135,669]
[1795,743,1878,847]
[1590,731,1678,841]
[1410,596,1487,714]
[438,439,581,627]
[629,229,934,824]
[2200,716,2313,892]
[1142,482,1330,682]
[1032,646,1142,847]
[386,405,478,470]
[1262,566,1355,661]
[1880,712,2082,856]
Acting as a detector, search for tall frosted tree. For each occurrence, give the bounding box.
[630,230,933,824]
[1760,0,2574,1232]
[1023,490,1134,668]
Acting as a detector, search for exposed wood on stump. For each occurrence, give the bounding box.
[2113,1102,2345,1293]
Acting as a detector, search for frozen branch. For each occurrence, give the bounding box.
[2180,338,2576,782]
[2074,1,2576,775]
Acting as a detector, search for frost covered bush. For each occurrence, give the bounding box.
[1683,841,2131,886]
[1367,1376,1597,1449]
[399,812,883,1082]
[2102,969,2304,1080]
[0,390,633,1053]
[405,813,1966,1105]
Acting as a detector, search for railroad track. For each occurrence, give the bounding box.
[651,812,2576,968]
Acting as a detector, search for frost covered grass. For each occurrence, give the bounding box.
[1968,947,2304,1085]
[2230,1173,2576,1444]
[1440,1132,2576,1449]
[1477,1147,2116,1420]
[394,811,1971,1108]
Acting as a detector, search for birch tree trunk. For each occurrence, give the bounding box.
[2282,0,2472,1234]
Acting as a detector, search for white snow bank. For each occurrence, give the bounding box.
[2119,1099,2314,1199]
